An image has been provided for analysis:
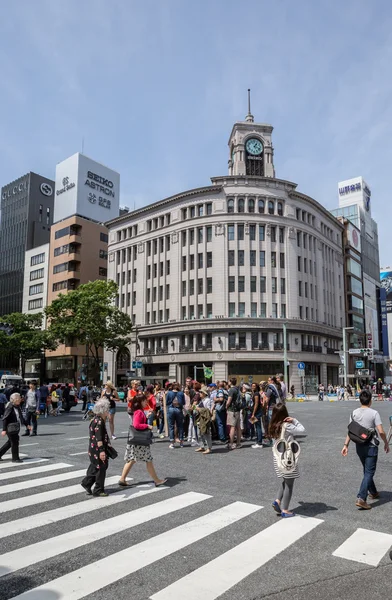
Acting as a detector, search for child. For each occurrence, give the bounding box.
[269,404,305,517]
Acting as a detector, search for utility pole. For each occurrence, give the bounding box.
[343,327,354,387]
[283,322,288,387]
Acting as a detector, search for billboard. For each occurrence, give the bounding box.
[380,270,392,314]
[346,222,361,253]
[54,153,120,224]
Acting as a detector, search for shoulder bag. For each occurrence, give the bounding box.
[347,413,375,445]
[128,426,152,446]
[106,446,118,460]
[7,422,20,434]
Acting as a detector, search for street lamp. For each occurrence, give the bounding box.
[343,327,354,387]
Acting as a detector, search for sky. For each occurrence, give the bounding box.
[0,0,391,264]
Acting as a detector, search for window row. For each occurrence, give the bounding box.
[228,224,284,242]
[146,285,171,303]
[29,283,43,296]
[116,246,138,264]
[228,302,286,319]
[117,291,137,312]
[38,204,51,225]
[147,261,170,279]
[30,268,44,281]
[181,226,213,246]
[181,304,213,320]
[179,333,213,351]
[296,231,317,252]
[228,250,285,268]
[227,197,284,216]
[230,331,284,350]
[116,269,137,287]
[55,225,82,240]
[116,224,139,242]
[146,309,171,324]
[144,336,171,354]
[295,208,315,227]
[297,257,317,276]
[146,213,171,232]
[181,203,213,220]
[28,298,43,310]
[147,235,171,256]
[298,281,318,300]
[52,280,78,292]
[320,222,334,240]
[182,277,213,296]
[30,252,45,266]
[182,252,213,271]
[229,275,285,294]
[53,261,80,274]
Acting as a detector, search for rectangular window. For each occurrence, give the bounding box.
[159,310,163,323]
[238,332,246,348]
[298,256,301,271]
[189,305,195,318]
[260,251,265,267]
[198,278,203,294]
[271,277,277,293]
[53,262,68,274]
[189,280,195,295]
[182,256,187,271]
[153,240,158,255]
[297,231,301,247]
[133,291,137,305]
[271,252,276,268]
[251,332,259,348]
[190,229,195,245]
[198,253,203,269]
[228,225,235,240]
[31,252,45,266]
[166,284,170,300]
[29,283,43,296]
[182,306,186,320]
[299,281,302,296]
[250,250,256,266]
[272,303,278,318]
[182,231,187,247]
[207,277,212,294]
[259,226,265,241]
[54,245,69,257]
[280,253,285,269]
[229,332,236,349]
[30,268,44,281]
[159,262,164,276]
[99,267,107,276]
[189,254,195,270]
[238,276,245,292]
[147,288,151,303]
[166,260,170,275]
[229,276,235,292]
[198,227,203,243]
[207,303,213,318]
[147,265,151,279]
[305,282,308,298]
[251,302,257,318]
[281,278,286,294]
[55,226,70,240]
[238,250,244,266]
[159,285,163,301]
[207,252,212,268]
[28,298,43,310]
[99,249,108,260]
[198,204,203,217]
[279,227,284,243]
[153,264,157,278]
[229,302,235,318]
[281,304,286,318]
[260,276,266,293]
[228,250,235,266]
[153,288,157,302]
[206,203,212,215]
[260,302,266,318]
[250,276,256,293]
[100,232,108,243]
[182,208,187,221]
[299,306,303,319]
[303,233,307,249]
[304,258,307,273]
[206,226,212,242]
[249,224,256,240]
[53,281,68,292]
[270,226,276,242]
[190,206,195,218]
[238,224,244,240]
[239,302,245,317]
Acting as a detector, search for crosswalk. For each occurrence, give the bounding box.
[1,454,392,600]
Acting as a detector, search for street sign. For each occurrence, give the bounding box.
[297,362,305,370]
[339,353,345,365]
[355,360,364,369]
[298,369,305,377]
[348,348,362,355]
[356,369,370,376]
[132,361,143,369]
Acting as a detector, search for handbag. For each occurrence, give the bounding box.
[128,426,152,446]
[106,446,118,460]
[7,422,20,434]
[347,413,375,445]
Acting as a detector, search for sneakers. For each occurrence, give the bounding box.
[356,498,372,510]
[169,443,175,449]
[111,435,116,440]
[92,491,109,497]
[252,444,263,449]
[179,442,184,448]
[159,434,165,439]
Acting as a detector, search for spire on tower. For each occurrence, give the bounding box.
[245,88,254,123]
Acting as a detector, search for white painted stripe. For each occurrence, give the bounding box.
[68,436,88,441]
[0,475,120,513]
[332,528,392,566]
[0,458,47,471]
[0,468,84,496]
[9,500,260,599]
[69,452,86,456]
[0,453,27,460]
[151,515,323,600]
[19,442,39,447]
[0,491,210,578]
[1,483,165,538]
[0,462,70,481]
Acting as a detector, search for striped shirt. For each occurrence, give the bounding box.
[272,419,305,479]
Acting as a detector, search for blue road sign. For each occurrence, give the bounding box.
[297,362,305,370]
[355,360,365,369]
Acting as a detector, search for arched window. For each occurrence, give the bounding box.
[248,198,255,213]
[238,198,245,213]
[277,202,283,216]
[258,199,265,213]
[227,198,234,213]
[117,348,130,370]
[268,201,274,215]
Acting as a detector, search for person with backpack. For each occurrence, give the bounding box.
[269,404,305,518]
[166,383,185,448]
[226,377,243,450]
[341,388,389,510]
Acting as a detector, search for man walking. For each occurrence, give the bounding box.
[226,377,242,450]
[23,381,40,437]
[341,389,389,509]
[276,374,287,403]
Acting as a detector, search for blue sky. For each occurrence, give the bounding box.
[1,0,391,263]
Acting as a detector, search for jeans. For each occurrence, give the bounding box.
[356,444,378,500]
[25,410,37,434]
[168,407,184,441]
[254,410,263,444]
[215,409,227,441]
[0,432,20,460]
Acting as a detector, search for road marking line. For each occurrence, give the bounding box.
[1,483,165,539]
[0,475,120,513]
[0,468,83,495]
[9,500,260,599]
[0,454,27,460]
[68,436,88,441]
[0,491,210,578]
[19,443,39,447]
[332,528,392,566]
[0,462,69,481]
[69,452,86,456]
[151,515,323,600]
[0,458,47,471]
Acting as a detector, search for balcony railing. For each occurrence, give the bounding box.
[179,345,194,353]
[274,343,284,351]
[302,345,314,352]
[156,347,168,354]
[314,345,322,353]
[326,348,335,355]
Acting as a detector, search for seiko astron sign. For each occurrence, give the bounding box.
[53,153,120,223]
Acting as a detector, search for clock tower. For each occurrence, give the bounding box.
[228,90,275,178]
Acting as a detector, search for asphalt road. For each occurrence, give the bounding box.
[1,400,392,600]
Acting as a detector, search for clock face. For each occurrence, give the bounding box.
[246,138,263,156]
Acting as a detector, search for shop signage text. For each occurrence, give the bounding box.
[56,176,75,196]
[1,181,27,200]
[339,183,361,195]
[85,171,115,198]
[88,192,111,209]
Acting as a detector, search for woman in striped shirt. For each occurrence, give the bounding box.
[269,404,305,518]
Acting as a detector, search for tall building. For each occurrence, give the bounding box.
[45,153,120,383]
[104,110,344,391]
[0,173,54,316]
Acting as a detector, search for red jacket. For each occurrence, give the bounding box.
[132,409,149,430]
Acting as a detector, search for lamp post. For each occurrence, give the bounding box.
[283,322,288,388]
[343,327,354,387]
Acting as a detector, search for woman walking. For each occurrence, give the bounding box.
[118,394,166,486]
[269,404,305,517]
[51,384,59,416]
[250,383,263,449]
[0,393,30,463]
[81,398,112,497]
[101,381,119,440]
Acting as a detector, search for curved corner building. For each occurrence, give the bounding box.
[105,110,344,392]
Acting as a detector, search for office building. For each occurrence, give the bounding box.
[104,110,344,391]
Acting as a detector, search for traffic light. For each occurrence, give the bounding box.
[359,348,373,359]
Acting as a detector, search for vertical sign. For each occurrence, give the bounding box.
[380,287,389,356]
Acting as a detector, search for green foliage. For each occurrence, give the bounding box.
[0,312,56,359]
[45,280,133,365]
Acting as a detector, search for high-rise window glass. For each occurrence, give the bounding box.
[259,225,265,241]
[280,253,285,268]
[206,203,212,215]
[251,302,257,318]
[229,302,235,318]
[260,276,266,293]
[227,198,234,213]
[190,229,195,245]
[229,332,236,348]
[258,199,265,213]
[281,304,286,318]
[229,276,235,292]
[206,226,212,242]
[189,280,195,295]
[248,198,255,213]
[238,224,244,240]
[270,227,276,242]
[239,332,246,348]
[260,302,266,318]
[198,228,203,243]
[238,276,245,292]
[260,251,265,267]
[228,250,235,266]
[239,302,245,317]
[249,224,256,240]
[272,303,278,318]
[277,202,283,216]
[207,252,212,267]
[198,279,203,294]
[182,281,186,297]
[250,250,256,266]
[279,227,284,243]
[250,276,256,292]
[238,198,245,213]
[271,277,277,293]
[197,252,203,269]
[268,201,274,215]
[238,250,244,266]
[281,278,286,294]
[207,277,212,293]
[228,225,235,240]
[271,252,276,267]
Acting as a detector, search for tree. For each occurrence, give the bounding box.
[0,312,56,376]
[45,280,133,384]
